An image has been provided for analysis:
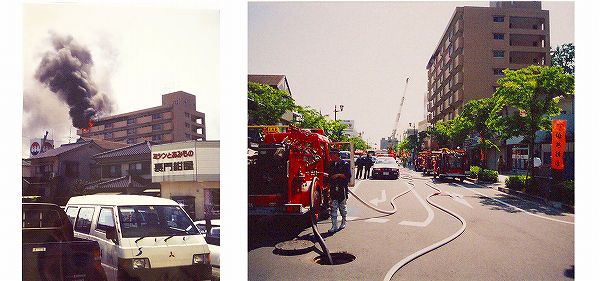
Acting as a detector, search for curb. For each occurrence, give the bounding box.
[463,178,574,214]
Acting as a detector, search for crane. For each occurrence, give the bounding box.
[390,77,410,140]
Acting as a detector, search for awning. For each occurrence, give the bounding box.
[506,136,525,145]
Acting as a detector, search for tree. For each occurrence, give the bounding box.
[293,106,348,141]
[494,65,574,184]
[248,82,296,125]
[551,43,574,75]
[346,136,370,151]
[458,98,501,168]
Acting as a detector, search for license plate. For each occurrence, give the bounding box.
[383,172,389,175]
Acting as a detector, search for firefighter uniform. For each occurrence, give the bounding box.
[328,155,352,233]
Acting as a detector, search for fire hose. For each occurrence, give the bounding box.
[347,174,415,214]
[309,176,333,265]
[383,171,467,281]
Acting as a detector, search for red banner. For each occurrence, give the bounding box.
[551,120,567,170]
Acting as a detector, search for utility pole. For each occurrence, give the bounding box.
[334,104,344,121]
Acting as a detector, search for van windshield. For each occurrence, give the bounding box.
[117,205,199,238]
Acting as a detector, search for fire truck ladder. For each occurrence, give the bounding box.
[390,77,410,140]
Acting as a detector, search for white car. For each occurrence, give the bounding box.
[65,195,212,281]
[195,220,220,268]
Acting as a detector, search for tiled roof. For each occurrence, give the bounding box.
[248,74,286,87]
[79,137,129,150]
[84,175,150,192]
[29,141,89,159]
[94,141,152,159]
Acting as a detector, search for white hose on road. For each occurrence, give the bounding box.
[348,174,414,214]
[383,173,467,281]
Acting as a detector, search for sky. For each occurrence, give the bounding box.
[249,1,574,149]
[22,3,220,156]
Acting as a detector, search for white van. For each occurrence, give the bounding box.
[65,195,212,281]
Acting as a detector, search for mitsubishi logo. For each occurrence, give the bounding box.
[169,251,175,258]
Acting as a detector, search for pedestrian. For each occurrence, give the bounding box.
[497,156,505,173]
[355,155,365,179]
[327,148,351,233]
[364,155,374,179]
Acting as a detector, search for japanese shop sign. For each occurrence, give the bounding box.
[152,149,196,177]
[551,120,567,170]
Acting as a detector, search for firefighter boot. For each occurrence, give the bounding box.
[329,215,337,233]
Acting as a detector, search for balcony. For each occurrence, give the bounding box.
[509,17,546,31]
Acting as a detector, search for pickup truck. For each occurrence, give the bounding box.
[22,203,108,281]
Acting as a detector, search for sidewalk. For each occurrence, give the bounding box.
[463,173,574,214]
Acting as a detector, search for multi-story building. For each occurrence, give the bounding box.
[426,1,550,124]
[248,74,292,95]
[78,91,206,144]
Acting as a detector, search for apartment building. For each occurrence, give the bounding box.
[78,91,206,144]
[426,1,550,124]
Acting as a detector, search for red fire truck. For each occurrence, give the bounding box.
[248,126,332,220]
[416,151,430,173]
[431,148,469,181]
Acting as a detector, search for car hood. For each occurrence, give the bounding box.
[373,163,398,169]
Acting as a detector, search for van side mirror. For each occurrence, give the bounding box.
[106,227,119,244]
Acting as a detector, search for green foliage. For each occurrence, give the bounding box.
[561,180,574,206]
[505,175,529,191]
[293,106,348,141]
[248,82,296,125]
[346,136,370,151]
[469,166,498,182]
[460,98,501,152]
[551,43,575,75]
[469,166,480,179]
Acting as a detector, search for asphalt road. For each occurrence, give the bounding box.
[248,167,574,281]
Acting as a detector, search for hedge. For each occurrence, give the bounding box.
[469,166,498,182]
[505,175,528,191]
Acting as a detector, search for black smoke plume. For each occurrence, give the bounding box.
[35,33,112,129]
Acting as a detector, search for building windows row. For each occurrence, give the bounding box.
[493,15,505,23]
[493,50,505,58]
[493,33,505,40]
[494,68,504,76]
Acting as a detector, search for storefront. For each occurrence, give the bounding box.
[151,140,220,221]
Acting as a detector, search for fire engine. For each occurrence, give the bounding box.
[415,150,429,173]
[431,148,469,182]
[248,126,331,220]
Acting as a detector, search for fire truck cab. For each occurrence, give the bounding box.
[248,126,331,219]
[432,148,469,182]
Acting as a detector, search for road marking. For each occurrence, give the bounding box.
[369,190,387,206]
[399,184,434,227]
[448,192,473,208]
[457,183,574,225]
[346,216,360,221]
[365,218,389,223]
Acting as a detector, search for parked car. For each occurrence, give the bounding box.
[22,203,107,281]
[339,150,351,162]
[65,195,212,281]
[371,156,400,179]
[194,219,220,268]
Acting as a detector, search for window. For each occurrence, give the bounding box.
[117,205,199,238]
[127,128,135,135]
[493,50,505,58]
[74,207,95,234]
[65,207,78,226]
[65,161,79,178]
[96,208,115,232]
[104,123,113,129]
[185,112,190,118]
[185,123,190,128]
[104,132,113,139]
[127,118,136,125]
[494,68,504,75]
[127,138,136,144]
[493,33,504,40]
[152,135,162,141]
[152,113,162,120]
[129,163,143,174]
[493,16,504,22]
[185,133,191,139]
[152,124,162,131]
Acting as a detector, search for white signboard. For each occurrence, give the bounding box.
[151,141,220,182]
[152,149,196,178]
[30,139,54,157]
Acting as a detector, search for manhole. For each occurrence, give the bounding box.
[274,240,315,256]
[314,252,356,265]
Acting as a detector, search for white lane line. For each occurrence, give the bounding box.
[457,183,574,225]
[346,216,360,221]
[370,190,387,206]
[365,218,390,223]
[399,183,435,227]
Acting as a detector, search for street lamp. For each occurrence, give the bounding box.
[334,104,344,121]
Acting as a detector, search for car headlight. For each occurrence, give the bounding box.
[132,258,151,269]
[193,253,210,265]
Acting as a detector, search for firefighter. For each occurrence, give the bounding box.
[355,155,365,179]
[327,148,352,233]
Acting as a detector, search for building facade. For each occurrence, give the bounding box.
[151,140,220,221]
[426,1,550,124]
[78,91,206,144]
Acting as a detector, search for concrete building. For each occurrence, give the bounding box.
[380,137,399,151]
[151,140,220,221]
[340,119,359,137]
[426,1,550,124]
[248,74,292,95]
[78,91,206,144]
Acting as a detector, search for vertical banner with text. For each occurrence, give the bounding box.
[551,120,567,170]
